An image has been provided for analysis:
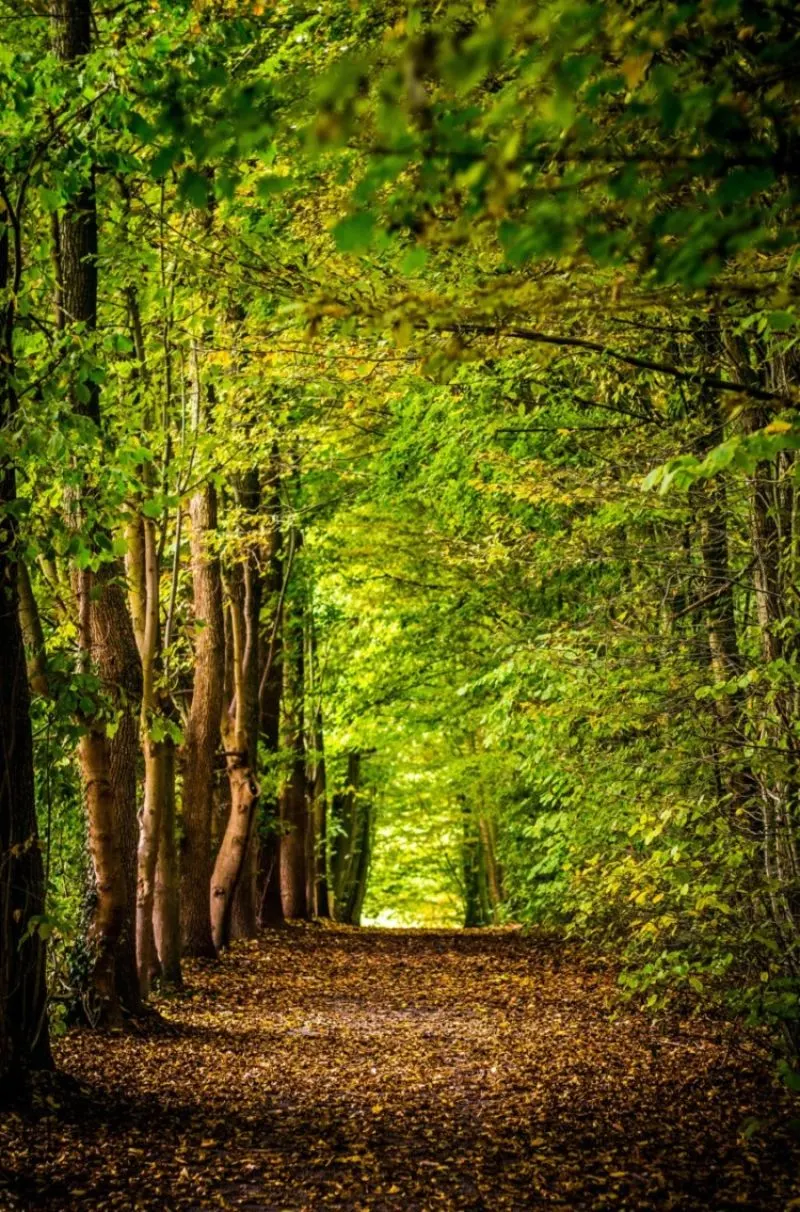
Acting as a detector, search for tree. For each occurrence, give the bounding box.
[0,187,52,1088]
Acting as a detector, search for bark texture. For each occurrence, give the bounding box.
[99,574,143,1016]
[180,482,225,956]
[211,484,262,951]
[129,510,166,996]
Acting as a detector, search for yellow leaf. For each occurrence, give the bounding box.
[764,420,792,435]
[621,54,651,88]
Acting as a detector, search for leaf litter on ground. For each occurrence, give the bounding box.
[1,927,798,1210]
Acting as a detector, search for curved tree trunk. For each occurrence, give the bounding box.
[128,509,166,996]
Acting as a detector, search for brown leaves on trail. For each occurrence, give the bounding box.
[1,928,799,1209]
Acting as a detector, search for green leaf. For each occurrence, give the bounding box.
[179,169,210,209]
[716,167,774,206]
[767,311,795,332]
[333,211,376,253]
[401,247,428,275]
[150,145,179,179]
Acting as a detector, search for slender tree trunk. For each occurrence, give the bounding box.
[95,572,143,1016]
[16,559,49,699]
[211,480,262,950]
[137,732,166,995]
[180,476,225,956]
[695,476,761,824]
[304,614,330,918]
[462,800,488,928]
[748,413,800,933]
[227,473,262,942]
[52,0,143,1021]
[279,592,308,920]
[479,815,503,918]
[0,198,52,1086]
[346,807,372,927]
[257,459,285,928]
[305,713,317,916]
[0,552,52,1084]
[311,708,330,919]
[109,656,143,1016]
[686,365,760,831]
[124,286,172,997]
[180,485,225,956]
[77,722,125,1024]
[330,753,371,925]
[153,736,181,984]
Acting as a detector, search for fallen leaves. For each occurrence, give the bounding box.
[1,927,799,1209]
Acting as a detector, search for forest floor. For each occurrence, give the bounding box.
[1,928,799,1211]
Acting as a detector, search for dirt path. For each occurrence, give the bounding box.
[2,929,798,1210]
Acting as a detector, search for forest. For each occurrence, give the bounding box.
[1,0,800,1207]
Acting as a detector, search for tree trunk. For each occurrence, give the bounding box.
[305,612,330,919]
[257,460,285,929]
[330,753,372,925]
[748,414,800,934]
[0,200,52,1086]
[0,549,52,1084]
[346,809,372,927]
[51,0,143,1020]
[137,734,166,995]
[128,515,166,998]
[479,815,503,918]
[211,480,262,950]
[279,593,308,920]
[462,800,490,928]
[77,715,125,1025]
[16,559,49,699]
[108,663,143,1016]
[308,704,330,919]
[124,284,173,997]
[230,832,259,939]
[153,736,181,985]
[180,479,225,956]
[227,473,263,942]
